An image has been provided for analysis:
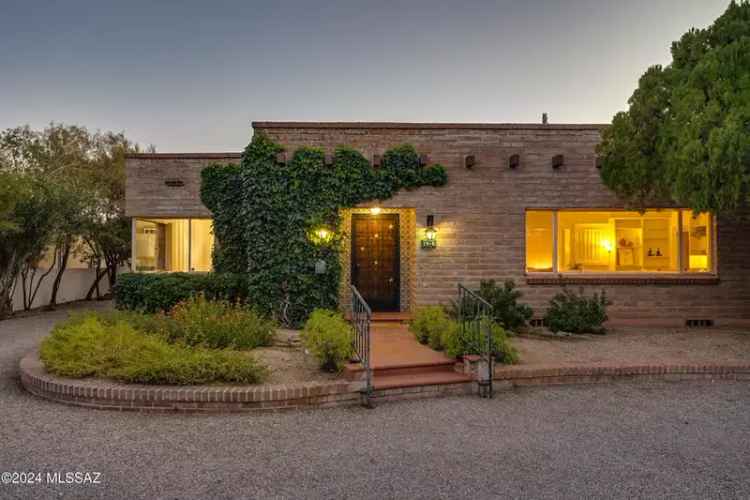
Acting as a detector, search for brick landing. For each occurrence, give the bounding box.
[347,322,473,392]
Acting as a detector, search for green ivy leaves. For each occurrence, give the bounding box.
[201,133,447,327]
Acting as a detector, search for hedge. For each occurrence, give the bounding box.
[114,272,249,313]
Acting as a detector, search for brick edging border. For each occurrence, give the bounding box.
[494,363,750,387]
[20,352,750,413]
[19,352,365,413]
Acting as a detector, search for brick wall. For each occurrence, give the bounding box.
[254,122,750,326]
[125,153,240,217]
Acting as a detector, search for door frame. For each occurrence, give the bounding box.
[351,213,401,312]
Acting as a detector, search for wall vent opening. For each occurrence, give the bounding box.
[686,319,714,328]
[164,178,184,187]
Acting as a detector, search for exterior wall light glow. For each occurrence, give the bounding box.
[310,227,333,245]
[421,214,437,249]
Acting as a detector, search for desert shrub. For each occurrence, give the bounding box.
[40,315,267,385]
[301,309,353,372]
[477,280,533,332]
[409,306,457,351]
[544,288,610,334]
[86,309,172,335]
[113,272,249,313]
[443,317,519,365]
[166,295,275,349]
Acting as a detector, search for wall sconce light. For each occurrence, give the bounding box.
[464,155,476,169]
[509,154,520,169]
[419,154,430,166]
[421,214,437,249]
[370,206,382,215]
[552,154,564,169]
[595,156,603,169]
[373,154,382,167]
[276,151,287,164]
[311,226,334,245]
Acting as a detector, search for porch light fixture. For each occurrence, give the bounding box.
[464,155,476,169]
[509,154,520,169]
[370,207,382,215]
[595,156,603,169]
[311,227,333,245]
[552,154,564,169]
[421,215,437,249]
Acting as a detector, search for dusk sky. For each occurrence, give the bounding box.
[1,0,732,152]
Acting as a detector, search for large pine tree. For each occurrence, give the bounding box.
[598,1,750,216]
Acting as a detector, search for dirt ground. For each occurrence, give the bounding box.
[513,326,750,366]
[252,329,340,384]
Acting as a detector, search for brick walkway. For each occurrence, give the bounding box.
[370,322,451,368]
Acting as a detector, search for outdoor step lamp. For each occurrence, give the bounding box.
[421,215,437,249]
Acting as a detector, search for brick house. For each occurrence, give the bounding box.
[125,122,750,327]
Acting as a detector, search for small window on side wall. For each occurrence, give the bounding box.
[133,218,214,272]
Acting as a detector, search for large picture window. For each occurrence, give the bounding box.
[525,210,713,274]
[133,218,214,272]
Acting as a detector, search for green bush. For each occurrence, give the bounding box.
[301,309,353,372]
[165,295,275,349]
[409,306,457,351]
[544,288,611,334]
[477,279,533,332]
[40,315,267,385]
[443,317,519,365]
[84,309,172,334]
[114,272,249,313]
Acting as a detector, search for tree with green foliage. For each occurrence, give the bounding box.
[0,172,60,317]
[598,1,750,216]
[0,123,146,313]
[202,133,448,327]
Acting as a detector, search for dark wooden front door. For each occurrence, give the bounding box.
[352,214,400,311]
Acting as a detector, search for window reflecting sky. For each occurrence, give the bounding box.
[0,0,731,151]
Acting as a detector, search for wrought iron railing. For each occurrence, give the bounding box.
[350,284,373,406]
[457,284,494,398]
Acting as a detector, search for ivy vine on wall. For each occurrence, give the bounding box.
[201,133,447,327]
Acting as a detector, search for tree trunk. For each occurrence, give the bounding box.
[85,266,107,301]
[0,254,21,319]
[48,239,71,309]
[0,282,13,319]
[20,261,55,311]
[104,253,119,297]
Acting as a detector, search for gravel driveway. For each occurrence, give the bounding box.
[1,302,749,499]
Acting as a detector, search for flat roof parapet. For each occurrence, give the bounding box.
[252,121,608,131]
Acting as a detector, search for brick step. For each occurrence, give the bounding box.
[345,312,412,323]
[344,359,460,380]
[373,370,472,390]
[373,360,458,377]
